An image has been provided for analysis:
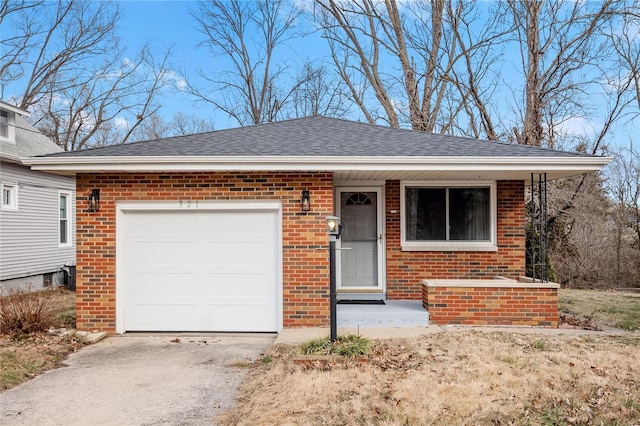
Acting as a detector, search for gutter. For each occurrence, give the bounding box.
[23,155,612,174]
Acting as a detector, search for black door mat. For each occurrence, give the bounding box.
[337,299,385,305]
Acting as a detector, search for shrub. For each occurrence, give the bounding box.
[301,334,370,358]
[0,288,63,336]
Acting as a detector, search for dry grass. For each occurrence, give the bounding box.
[0,287,75,336]
[220,332,640,425]
[0,288,84,391]
[559,289,640,331]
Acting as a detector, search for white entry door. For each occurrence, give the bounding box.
[337,188,383,291]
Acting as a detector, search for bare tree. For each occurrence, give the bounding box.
[129,112,215,142]
[1,1,173,150]
[608,8,640,113]
[314,0,506,135]
[506,0,622,147]
[550,145,640,288]
[609,144,640,283]
[189,0,307,126]
[29,44,172,151]
[290,62,349,118]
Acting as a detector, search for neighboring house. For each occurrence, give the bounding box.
[0,101,76,291]
[25,117,610,333]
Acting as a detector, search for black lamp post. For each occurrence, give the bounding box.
[326,216,342,341]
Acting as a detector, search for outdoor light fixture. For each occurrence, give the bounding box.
[301,188,310,212]
[326,215,342,341]
[326,215,342,238]
[87,189,100,213]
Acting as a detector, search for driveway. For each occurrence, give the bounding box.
[0,334,275,425]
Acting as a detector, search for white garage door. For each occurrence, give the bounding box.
[120,205,280,332]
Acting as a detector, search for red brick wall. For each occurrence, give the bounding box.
[75,172,334,333]
[423,283,558,327]
[385,180,526,299]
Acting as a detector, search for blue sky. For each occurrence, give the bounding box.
[117,0,329,129]
[117,1,212,121]
[2,0,637,150]
[115,1,638,149]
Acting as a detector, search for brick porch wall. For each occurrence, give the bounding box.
[422,281,559,327]
[385,180,526,299]
[75,172,334,333]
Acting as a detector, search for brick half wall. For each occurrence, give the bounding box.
[422,279,559,327]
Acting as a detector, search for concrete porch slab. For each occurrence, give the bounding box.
[337,300,430,328]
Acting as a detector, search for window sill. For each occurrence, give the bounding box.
[401,243,498,252]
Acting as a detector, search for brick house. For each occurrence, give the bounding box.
[26,117,610,334]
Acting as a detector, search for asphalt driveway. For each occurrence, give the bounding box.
[0,334,275,425]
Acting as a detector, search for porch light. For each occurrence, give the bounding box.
[326,215,342,237]
[87,189,100,213]
[301,188,310,212]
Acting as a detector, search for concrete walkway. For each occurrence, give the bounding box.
[274,324,633,345]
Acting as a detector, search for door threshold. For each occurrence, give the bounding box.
[337,292,386,301]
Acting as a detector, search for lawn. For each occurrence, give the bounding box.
[2,287,639,425]
[0,288,85,391]
[559,289,640,331]
[220,289,640,425]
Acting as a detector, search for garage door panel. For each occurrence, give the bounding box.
[128,304,197,331]
[204,242,271,265]
[122,207,280,332]
[129,273,197,297]
[200,274,272,298]
[127,240,197,266]
[199,305,274,332]
[126,212,195,237]
[197,211,271,236]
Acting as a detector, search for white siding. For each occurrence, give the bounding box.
[0,161,76,281]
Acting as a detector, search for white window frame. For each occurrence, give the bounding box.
[0,109,16,143]
[59,191,72,247]
[400,181,497,252]
[1,184,18,210]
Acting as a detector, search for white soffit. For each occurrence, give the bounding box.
[25,155,611,181]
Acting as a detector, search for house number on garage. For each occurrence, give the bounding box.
[178,200,199,208]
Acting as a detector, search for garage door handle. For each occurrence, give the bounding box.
[336,247,352,250]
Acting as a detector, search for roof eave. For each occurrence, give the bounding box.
[0,101,30,118]
[0,152,24,165]
[25,154,611,165]
[24,155,611,180]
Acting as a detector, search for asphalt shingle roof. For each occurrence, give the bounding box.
[41,116,595,159]
[1,114,62,159]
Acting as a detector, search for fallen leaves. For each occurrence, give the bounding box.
[219,332,640,425]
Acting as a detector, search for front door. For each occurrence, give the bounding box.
[337,188,383,291]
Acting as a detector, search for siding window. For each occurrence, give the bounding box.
[1,184,17,210]
[401,181,497,251]
[59,192,71,245]
[0,109,15,142]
